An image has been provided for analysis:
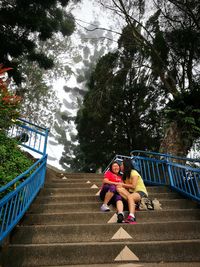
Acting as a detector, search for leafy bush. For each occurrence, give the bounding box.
[0,131,34,190]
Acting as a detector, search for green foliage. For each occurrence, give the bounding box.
[102,0,200,156]
[0,0,78,83]
[75,45,164,170]
[0,131,34,191]
[165,84,200,142]
[74,0,200,168]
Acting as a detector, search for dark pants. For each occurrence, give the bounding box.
[100,184,122,205]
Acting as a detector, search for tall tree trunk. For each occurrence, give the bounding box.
[159,121,192,157]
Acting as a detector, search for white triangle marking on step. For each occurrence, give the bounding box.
[95,190,101,196]
[86,181,91,184]
[107,213,117,223]
[62,176,67,180]
[91,184,98,189]
[114,246,139,261]
[111,227,132,240]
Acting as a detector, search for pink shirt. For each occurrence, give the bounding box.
[104,170,122,183]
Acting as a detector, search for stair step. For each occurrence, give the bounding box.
[11,221,200,244]
[21,209,200,225]
[38,186,174,196]
[34,192,183,204]
[4,240,200,267]
[4,169,200,267]
[45,183,100,188]
[29,199,199,214]
[35,263,200,267]
[53,173,103,179]
[48,178,103,184]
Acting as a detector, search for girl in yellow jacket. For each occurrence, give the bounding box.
[117,158,148,224]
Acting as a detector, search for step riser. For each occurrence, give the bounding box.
[3,241,200,267]
[12,222,200,244]
[22,210,200,225]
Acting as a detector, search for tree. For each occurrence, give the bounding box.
[99,0,200,157]
[75,24,164,171]
[0,0,79,84]
[16,59,61,128]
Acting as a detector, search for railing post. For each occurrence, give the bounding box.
[165,156,174,187]
[43,128,50,155]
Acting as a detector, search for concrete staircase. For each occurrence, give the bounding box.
[2,168,200,267]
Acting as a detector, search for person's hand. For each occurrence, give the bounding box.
[116,183,124,188]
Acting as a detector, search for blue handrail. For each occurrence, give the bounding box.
[0,119,49,243]
[131,150,200,164]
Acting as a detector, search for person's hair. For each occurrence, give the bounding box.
[109,161,120,174]
[122,158,133,181]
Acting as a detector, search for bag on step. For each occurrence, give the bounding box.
[140,197,154,210]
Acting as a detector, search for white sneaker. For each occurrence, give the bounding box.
[100,204,110,212]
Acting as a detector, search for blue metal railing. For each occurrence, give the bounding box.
[107,150,200,203]
[0,119,49,243]
[7,118,49,155]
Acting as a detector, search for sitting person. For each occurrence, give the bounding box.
[117,158,148,224]
[100,161,124,223]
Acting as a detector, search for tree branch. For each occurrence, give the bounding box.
[112,0,178,96]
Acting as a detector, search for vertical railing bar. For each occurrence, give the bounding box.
[156,162,160,183]
[161,163,166,184]
[0,202,9,234]
[191,171,199,197]
[163,162,168,184]
[176,166,183,191]
[33,131,37,150]
[151,161,155,183]
[172,166,177,188]
[180,168,187,192]
[14,192,22,219]
[38,133,42,152]
[10,194,18,223]
[28,129,32,147]
[147,160,151,182]
[175,166,181,188]
[143,159,148,181]
[138,159,143,177]
[186,171,192,195]
[0,206,3,223]
[19,187,27,213]
[5,199,13,229]
[189,173,196,197]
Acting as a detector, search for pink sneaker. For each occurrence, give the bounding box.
[125,215,137,224]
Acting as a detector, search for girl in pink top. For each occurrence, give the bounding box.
[100,161,124,223]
